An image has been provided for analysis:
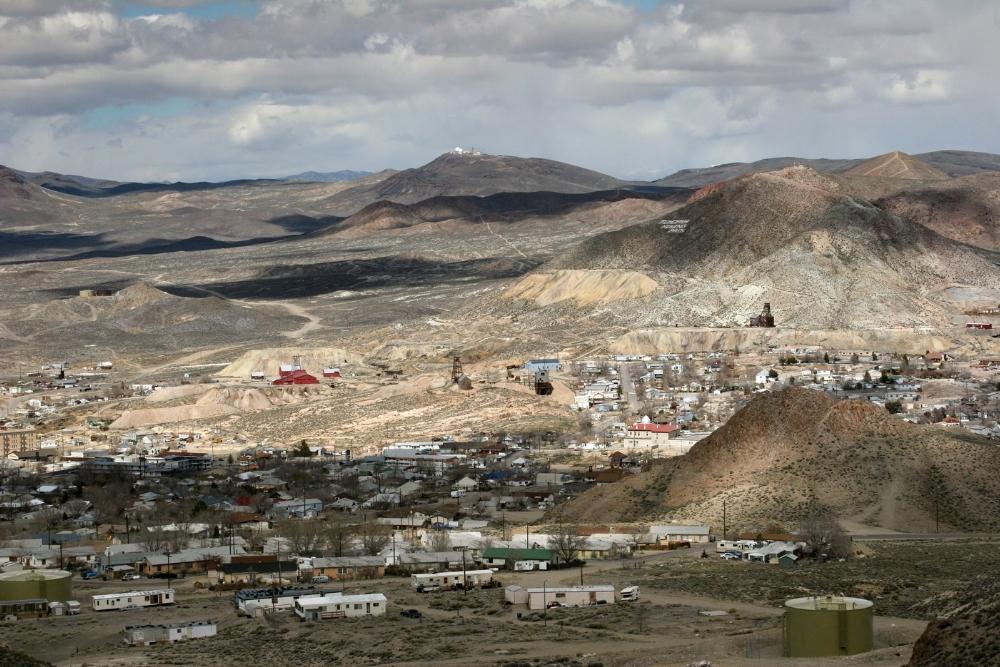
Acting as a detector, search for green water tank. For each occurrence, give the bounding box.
[0,570,74,603]
[783,595,874,657]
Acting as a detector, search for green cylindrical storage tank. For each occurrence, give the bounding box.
[0,570,73,603]
[783,596,874,657]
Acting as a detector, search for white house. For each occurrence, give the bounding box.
[293,593,387,620]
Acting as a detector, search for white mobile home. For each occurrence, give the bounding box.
[92,589,175,611]
[293,593,387,621]
[525,585,615,610]
[715,540,757,553]
[123,620,216,646]
[411,569,495,592]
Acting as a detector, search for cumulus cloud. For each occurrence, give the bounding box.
[0,0,996,180]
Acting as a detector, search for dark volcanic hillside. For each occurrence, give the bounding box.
[320,152,625,216]
[535,166,1000,327]
[558,388,1000,532]
[323,188,690,238]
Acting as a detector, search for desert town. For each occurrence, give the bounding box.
[1,297,999,665]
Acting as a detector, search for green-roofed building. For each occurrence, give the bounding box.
[481,548,554,569]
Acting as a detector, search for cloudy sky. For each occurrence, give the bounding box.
[1,0,998,181]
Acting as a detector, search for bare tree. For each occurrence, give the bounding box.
[323,515,354,556]
[427,529,452,552]
[360,521,391,556]
[799,503,851,559]
[549,521,585,564]
[276,519,325,556]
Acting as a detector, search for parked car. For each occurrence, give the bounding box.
[312,575,330,584]
[81,570,101,580]
[400,609,423,619]
[720,552,742,561]
[122,573,141,581]
[546,601,565,609]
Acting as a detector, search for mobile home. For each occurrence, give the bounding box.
[525,585,615,610]
[411,569,495,592]
[92,589,175,611]
[293,593,387,621]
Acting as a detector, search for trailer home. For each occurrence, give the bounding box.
[411,569,496,592]
[525,585,615,610]
[293,593,387,621]
[92,589,175,611]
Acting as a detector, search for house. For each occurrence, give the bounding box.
[521,585,615,610]
[481,547,553,569]
[234,585,331,617]
[123,621,216,646]
[452,476,479,491]
[293,593,386,620]
[649,524,711,544]
[272,371,319,385]
[215,555,298,584]
[141,546,243,576]
[268,497,323,520]
[305,557,384,581]
[535,472,572,487]
[394,551,466,572]
[322,368,342,379]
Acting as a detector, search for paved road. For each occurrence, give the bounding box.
[617,362,641,415]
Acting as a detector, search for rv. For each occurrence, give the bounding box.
[619,585,640,602]
[92,589,175,611]
[715,540,757,553]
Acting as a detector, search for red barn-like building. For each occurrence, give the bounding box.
[272,370,319,385]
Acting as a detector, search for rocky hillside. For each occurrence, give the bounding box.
[876,172,1000,251]
[559,388,1000,532]
[841,151,948,180]
[530,166,1000,328]
[320,152,626,216]
[908,577,1000,666]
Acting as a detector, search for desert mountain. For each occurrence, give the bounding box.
[323,188,689,238]
[512,165,1000,327]
[841,151,948,180]
[559,387,1000,532]
[319,152,626,216]
[281,170,375,183]
[654,149,1000,188]
[875,172,1000,251]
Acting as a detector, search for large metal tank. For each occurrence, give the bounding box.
[783,596,874,657]
[0,570,73,603]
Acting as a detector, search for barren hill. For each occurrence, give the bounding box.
[324,189,688,238]
[3,283,301,354]
[842,151,948,180]
[532,166,1000,327]
[320,152,626,216]
[559,387,1000,532]
[908,577,1000,667]
[876,172,1000,251]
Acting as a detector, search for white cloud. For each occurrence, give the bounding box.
[0,0,996,180]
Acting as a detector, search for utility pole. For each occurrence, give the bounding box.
[543,579,547,626]
[722,499,727,539]
[461,547,468,596]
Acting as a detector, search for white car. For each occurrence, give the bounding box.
[720,552,742,561]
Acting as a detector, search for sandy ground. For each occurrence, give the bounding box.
[0,549,926,667]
